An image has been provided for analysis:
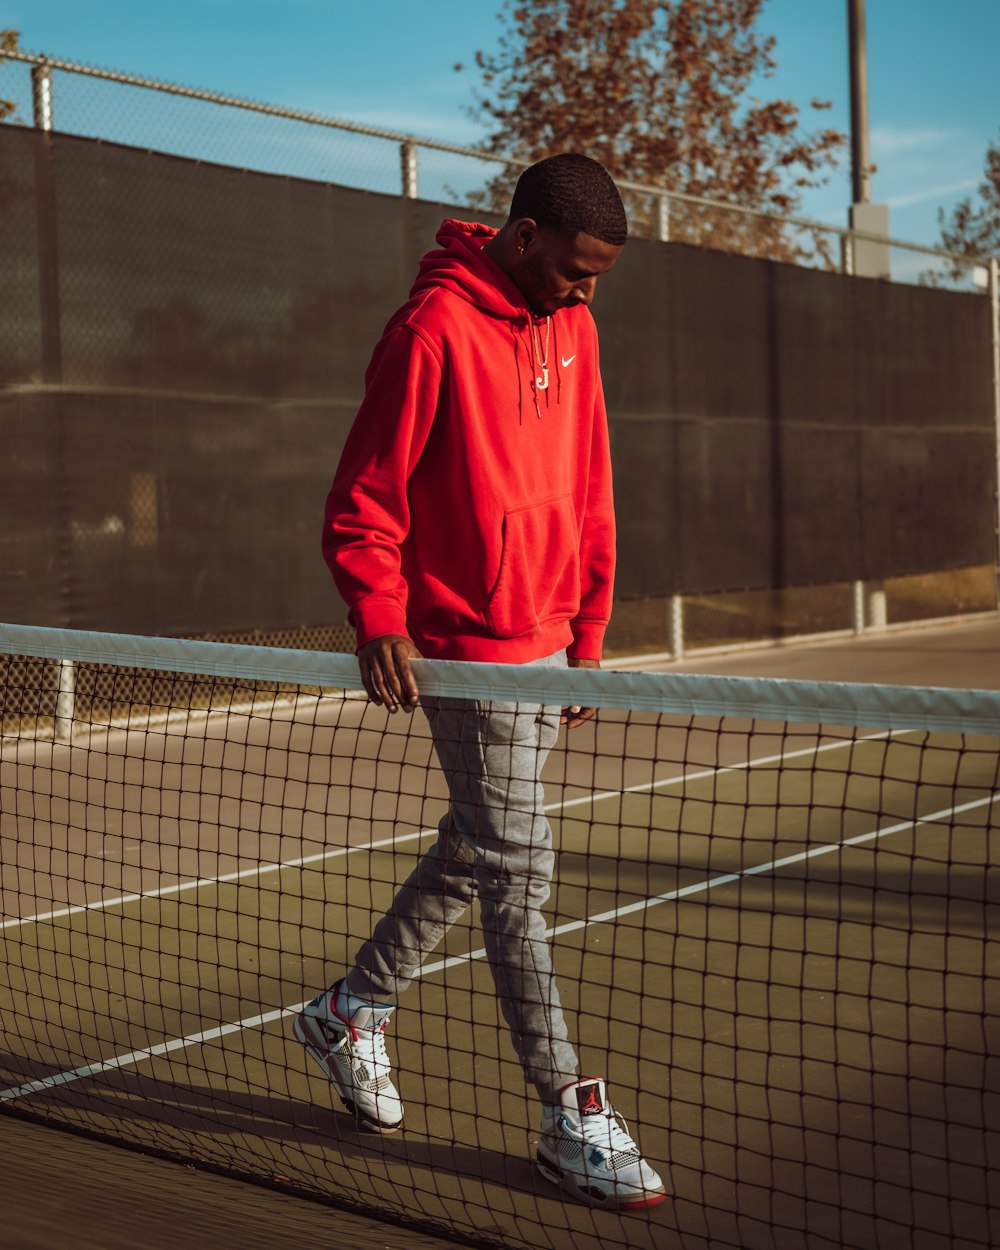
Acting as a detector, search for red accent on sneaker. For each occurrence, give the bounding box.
[329,987,359,1041]
[618,1192,668,1211]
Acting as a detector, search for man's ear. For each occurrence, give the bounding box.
[511,216,539,255]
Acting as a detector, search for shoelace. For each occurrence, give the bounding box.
[577,1107,639,1157]
[352,1020,391,1078]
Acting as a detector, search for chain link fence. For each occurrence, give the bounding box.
[2,47,988,289]
[1,47,997,683]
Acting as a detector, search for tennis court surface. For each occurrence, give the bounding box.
[1,619,998,1250]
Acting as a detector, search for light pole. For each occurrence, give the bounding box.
[847,0,890,280]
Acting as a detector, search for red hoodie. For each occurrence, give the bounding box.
[322,219,616,663]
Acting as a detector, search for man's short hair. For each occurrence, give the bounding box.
[509,153,628,247]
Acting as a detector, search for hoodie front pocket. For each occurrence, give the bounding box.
[484,494,580,639]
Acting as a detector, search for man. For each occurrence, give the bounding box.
[295,154,665,1212]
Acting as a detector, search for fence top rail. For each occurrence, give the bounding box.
[3,46,991,268]
[7,47,497,155]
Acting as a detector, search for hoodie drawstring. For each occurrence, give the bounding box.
[520,317,543,419]
[528,319,540,418]
[517,314,562,420]
[527,315,552,419]
[512,323,526,424]
[552,316,562,404]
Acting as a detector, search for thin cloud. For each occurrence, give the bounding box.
[887,178,978,210]
[871,125,960,158]
[345,106,477,140]
[295,86,479,145]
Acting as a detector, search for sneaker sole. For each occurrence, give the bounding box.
[293,1014,403,1134]
[536,1150,667,1212]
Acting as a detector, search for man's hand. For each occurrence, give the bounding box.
[358,635,421,713]
[562,656,600,729]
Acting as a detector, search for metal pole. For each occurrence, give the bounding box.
[31,60,53,130]
[31,60,74,650]
[990,257,1000,607]
[657,194,670,243]
[400,141,418,199]
[669,594,684,660]
[852,580,865,634]
[848,0,871,205]
[868,586,887,630]
[55,658,76,741]
[31,63,61,382]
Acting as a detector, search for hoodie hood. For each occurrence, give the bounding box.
[407,219,565,418]
[409,220,531,321]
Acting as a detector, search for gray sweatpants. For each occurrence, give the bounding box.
[345,650,579,1102]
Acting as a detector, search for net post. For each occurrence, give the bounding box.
[852,579,866,633]
[400,141,418,199]
[54,658,76,741]
[841,233,854,276]
[990,257,1000,608]
[670,593,685,659]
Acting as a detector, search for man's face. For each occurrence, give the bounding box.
[512,223,623,317]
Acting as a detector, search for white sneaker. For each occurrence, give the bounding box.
[293,980,403,1132]
[536,1078,666,1211]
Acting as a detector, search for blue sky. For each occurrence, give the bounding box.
[2,0,998,252]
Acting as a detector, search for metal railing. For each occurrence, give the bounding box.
[1,45,991,288]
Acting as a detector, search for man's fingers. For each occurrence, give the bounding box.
[358,636,421,714]
[564,659,600,726]
[381,641,418,713]
[392,642,420,710]
[560,704,597,729]
[360,646,399,711]
[363,650,393,710]
[358,654,380,705]
[374,653,401,712]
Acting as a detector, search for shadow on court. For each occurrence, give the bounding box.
[0,1109,484,1250]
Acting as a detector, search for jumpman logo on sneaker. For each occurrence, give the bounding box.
[578,1083,604,1115]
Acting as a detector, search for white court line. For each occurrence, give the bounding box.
[1,731,883,932]
[3,787,994,1104]
[0,828,434,933]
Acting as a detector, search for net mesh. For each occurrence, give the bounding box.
[1,623,998,1250]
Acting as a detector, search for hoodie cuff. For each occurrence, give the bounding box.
[567,618,607,662]
[350,598,411,649]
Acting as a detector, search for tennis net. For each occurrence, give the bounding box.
[1,622,998,1250]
